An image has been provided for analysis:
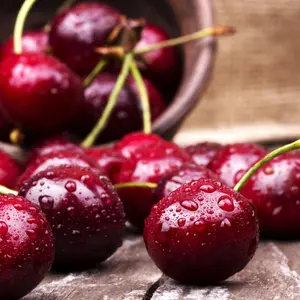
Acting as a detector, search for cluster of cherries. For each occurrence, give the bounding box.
[1,0,294,299]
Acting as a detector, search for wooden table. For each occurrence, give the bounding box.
[23,231,300,300]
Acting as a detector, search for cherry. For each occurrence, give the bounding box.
[19,165,125,269]
[185,142,223,167]
[114,132,163,159]
[240,152,300,238]
[0,150,20,189]
[69,72,141,143]
[208,143,267,188]
[127,76,166,121]
[85,146,124,182]
[0,31,48,60]
[154,163,220,202]
[144,178,259,284]
[26,135,82,166]
[49,2,121,75]
[0,53,83,135]
[17,150,98,189]
[0,194,54,299]
[115,141,191,228]
[135,24,178,89]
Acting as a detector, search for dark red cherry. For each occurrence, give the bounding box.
[69,72,141,143]
[208,143,267,188]
[0,53,83,135]
[241,152,300,238]
[0,150,20,189]
[114,132,163,159]
[135,24,178,89]
[127,76,166,121]
[0,194,54,299]
[144,178,259,284]
[115,141,191,229]
[185,142,223,167]
[26,135,82,166]
[17,150,98,189]
[0,31,48,60]
[85,146,124,182]
[49,2,121,75]
[154,163,220,202]
[19,165,125,269]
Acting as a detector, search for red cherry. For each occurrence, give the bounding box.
[114,132,163,159]
[17,150,98,189]
[0,53,83,135]
[0,31,48,60]
[208,143,267,188]
[0,150,20,189]
[26,135,82,166]
[127,76,166,121]
[0,194,54,299]
[116,141,191,228]
[241,152,300,238]
[69,73,141,143]
[154,163,220,202]
[49,2,121,75]
[144,178,259,284]
[185,142,222,167]
[136,24,179,89]
[85,146,124,182]
[19,165,125,269]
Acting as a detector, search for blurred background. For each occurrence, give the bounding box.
[176,0,300,145]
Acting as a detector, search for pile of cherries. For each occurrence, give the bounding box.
[0,0,295,299]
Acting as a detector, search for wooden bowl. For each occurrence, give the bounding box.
[0,0,215,143]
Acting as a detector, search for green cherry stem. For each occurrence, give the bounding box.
[115,182,158,190]
[130,59,152,134]
[134,25,236,55]
[83,59,108,87]
[234,139,300,192]
[14,0,38,54]
[81,53,133,148]
[0,185,18,196]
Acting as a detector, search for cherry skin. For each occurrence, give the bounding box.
[19,165,125,269]
[115,141,191,229]
[135,24,179,89]
[114,132,163,159]
[127,76,166,121]
[85,146,124,182]
[0,194,54,299]
[49,2,121,75]
[154,163,220,202]
[185,142,223,167]
[17,150,98,189]
[208,143,267,188]
[0,53,83,135]
[241,152,300,238]
[144,178,259,284]
[0,150,20,189]
[69,72,141,143]
[0,31,48,60]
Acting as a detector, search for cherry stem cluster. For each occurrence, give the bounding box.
[234,139,300,192]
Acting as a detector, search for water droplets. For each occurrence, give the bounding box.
[177,218,186,227]
[26,229,37,240]
[220,218,231,227]
[272,206,282,216]
[13,203,24,211]
[39,195,54,210]
[181,200,198,211]
[263,166,274,175]
[199,184,215,193]
[0,221,8,235]
[218,195,234,212]
[65,180,77,192]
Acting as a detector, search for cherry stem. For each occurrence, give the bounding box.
[44,0,77,32]
[0,185,18,196]
[134,25,236,55]
[234,139,300,192]
[115,182,157,189]
[81,53,133,148]
[14,0,38,54]
[130,59,152,134]
[83,59,108,87]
